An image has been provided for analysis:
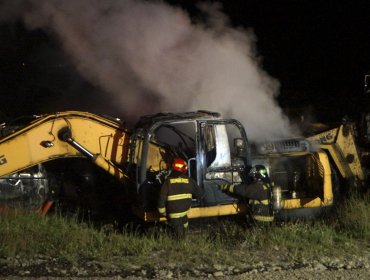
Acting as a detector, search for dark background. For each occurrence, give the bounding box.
[1,0,370,125]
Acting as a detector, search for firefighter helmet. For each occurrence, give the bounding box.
[172,158,188,174]
[249,165,268,181]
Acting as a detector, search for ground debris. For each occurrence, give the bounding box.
[1,253,370,280]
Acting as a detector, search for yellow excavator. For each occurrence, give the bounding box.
[0,110,367,222]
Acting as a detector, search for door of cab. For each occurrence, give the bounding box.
[195,120,250,206]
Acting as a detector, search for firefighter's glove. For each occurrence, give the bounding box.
[155,170,168,184]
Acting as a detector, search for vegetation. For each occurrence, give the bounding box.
[0,192,369,270]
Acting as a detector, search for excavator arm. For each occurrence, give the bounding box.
[0,111,173,215]
[0,111,131,182]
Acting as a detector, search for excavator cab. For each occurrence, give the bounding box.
[131,111,250,212]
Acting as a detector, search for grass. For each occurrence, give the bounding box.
[0,192,369,271]
[335,192,370,240]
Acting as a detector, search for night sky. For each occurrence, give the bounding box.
[218,1,370,124]
[0,0,370,126]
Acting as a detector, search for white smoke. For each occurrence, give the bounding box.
[0,0,297,141]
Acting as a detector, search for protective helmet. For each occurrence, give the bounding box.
[172,158,188,174]
[249,164,268,181]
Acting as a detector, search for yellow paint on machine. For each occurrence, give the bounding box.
[0,111,168,177]
[132,203,247,222]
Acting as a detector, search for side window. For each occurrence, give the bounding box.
[145,143,169,172]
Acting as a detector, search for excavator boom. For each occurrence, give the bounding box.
[0,111,130,179]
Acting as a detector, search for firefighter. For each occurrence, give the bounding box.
[220,165,274,225]
[157,158,202,238]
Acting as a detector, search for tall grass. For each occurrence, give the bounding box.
[335,192,370,240]
[0,192,369,269]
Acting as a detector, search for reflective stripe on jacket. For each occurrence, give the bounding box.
[157,171,202,219]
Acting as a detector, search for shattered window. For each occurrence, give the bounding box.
[151,122,196,162]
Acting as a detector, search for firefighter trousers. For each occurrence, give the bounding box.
[168,215,188,239]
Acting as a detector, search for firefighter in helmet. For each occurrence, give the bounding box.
[220,164,274,225]
[157,158,202,238]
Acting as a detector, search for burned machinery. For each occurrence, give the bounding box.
[0,110,367,222]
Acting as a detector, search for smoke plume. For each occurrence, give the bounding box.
[0,0,297,141]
